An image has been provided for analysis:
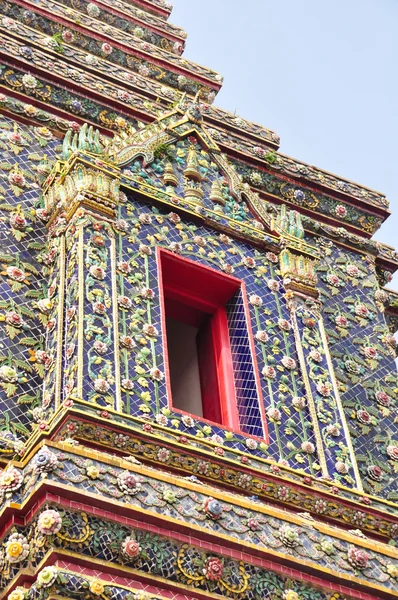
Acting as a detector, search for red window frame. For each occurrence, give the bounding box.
[158,248,241,430]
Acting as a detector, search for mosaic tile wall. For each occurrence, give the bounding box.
[110,197,322,473]
[315,237,398,500]
[0,115,59,450]
[0,115,397,499]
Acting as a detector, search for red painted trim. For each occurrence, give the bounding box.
[197,314,223,424]
[156,248,174,412]
[211,307,240,430]
[158,249,242,429]
[125,0,172,19]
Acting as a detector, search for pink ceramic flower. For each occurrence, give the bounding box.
[37,509,62,535]
[203,556,224,581]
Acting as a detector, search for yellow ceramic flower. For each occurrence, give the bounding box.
[8,587,25,600]
[7,542,22,558]
[115,117,127,129]
[86,465,100,479]
[39,514,55,529]
[24,105,37,116]
[37,127,51,137]
[1,473,14,486]
[284,592,299,600]
[387,564,398,578]
[89,580,105,595]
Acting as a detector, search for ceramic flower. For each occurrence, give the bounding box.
[278,318,291,331]
[249,294,262,307]
[301,441,315,454]
[267,279,280,292]
[121,536,141,559]
[335,461,349,474]
[367,465,383,482]
[245,438,258,450]
[262,366,276,380]
[22,74,37,89]
[93,340,108,355]
[281,356,296,370]
[255,330,268,343]
[157,448,170,462]
[37,565,57,587]
[117,471,141,495]
[101,43,113,55]
[0,467,23,493]
[387,445,398,461]
[347,546,369,570]
[335,204,347,217]
[202,497,222,520]
[292,396,306,409]
[8,587,26,600]
[5,311,23,327]
[93,378,110,393]
[181,415,195,428]
[120,335,136,350]
[10,214,27,230]
[33,450,58,480]
[117,296,132,310]
[203,556,224,580]
[5,533,29,563]
[89,266,106,280]
[140,288,155,299]
[162,489,177,503]
[37,509,62,535]
[266,407,281,422]
[143,324,158,337]
[89,579,105,595]
[6,266,25,281]
[387,564,398,578]
[86,465,100,479]
[279,525,299,547]
[283,591,299,600]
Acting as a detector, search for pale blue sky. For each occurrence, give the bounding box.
[172,0,398,285]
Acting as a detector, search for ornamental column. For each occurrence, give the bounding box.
[39,127,122,423]
[277,206,363,489]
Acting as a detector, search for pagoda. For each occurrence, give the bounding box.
[0,2,398,600]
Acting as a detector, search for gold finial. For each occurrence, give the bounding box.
[184,146,202,181]
[163,161,178,187]
[209,178,225,205]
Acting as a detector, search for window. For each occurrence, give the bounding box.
[158,249,266,438]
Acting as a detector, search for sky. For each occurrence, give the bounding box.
[171,0,398,286]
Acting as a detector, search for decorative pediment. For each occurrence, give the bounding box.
[51,102,320,296]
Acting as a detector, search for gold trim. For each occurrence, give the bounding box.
[13,439,398,558]
[318,316,364,492]
[291,310,329,478]
[21,398,397,513]
[77,226,84,399]
[54,235,66,408]
[110,234,122,412]
[2,475,398,599]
